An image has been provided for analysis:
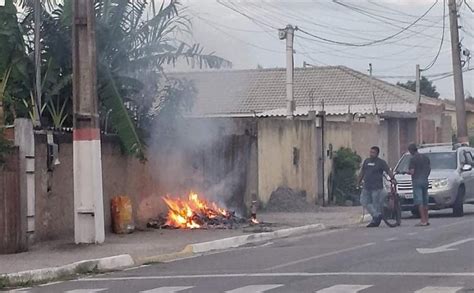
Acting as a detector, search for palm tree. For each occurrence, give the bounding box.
[3,0,230,159]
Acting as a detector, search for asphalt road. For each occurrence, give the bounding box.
[10,207,474,293]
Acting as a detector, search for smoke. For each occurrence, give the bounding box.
[147,103,249,214]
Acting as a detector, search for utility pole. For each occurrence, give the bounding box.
[416,64,423,144]
[279,25,295,119]
[416,64,421,104]
[368,63,378,115]
[34,0,41,127]
[448,0,468,144]
[72,0,105,244]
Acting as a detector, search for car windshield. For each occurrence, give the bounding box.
[395,152,457,173]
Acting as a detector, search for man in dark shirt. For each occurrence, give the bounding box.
[408,144,431,226]
[358,146,395,227]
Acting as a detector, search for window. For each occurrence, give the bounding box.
[395,152,457,173]
[293,147,300,167]
[463,151,474,166]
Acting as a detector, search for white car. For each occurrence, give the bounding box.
[393,143,474,217]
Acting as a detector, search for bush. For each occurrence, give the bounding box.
[332,147,362,205]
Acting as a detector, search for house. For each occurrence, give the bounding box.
[171,66,453,206]
[443,99,474,137]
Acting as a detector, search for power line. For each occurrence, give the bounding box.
[347,0,445,28]
[191,13,284,54]
[216,0,278,30]
[332,0,444,41]
[422,0,447,71]
[189,11,272,33]
[430,67,474,81]
[298,0,440,47]
[465,0,474,12]
[294,38,330,66]
[245,1,442,49]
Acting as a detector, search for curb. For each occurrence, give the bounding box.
[0,223,326,288]
[187,223,325,254]
[0,254,134,289]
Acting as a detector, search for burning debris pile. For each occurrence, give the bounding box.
[148,192,251,229]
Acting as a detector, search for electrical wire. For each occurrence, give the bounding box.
[367,0,444,21]
[192,13,284,54]
[216,0,278,30]
[332,0,444,41]
[294,38,330,66]
[341,0,445,28]
[422,0,447,71]
[298,0,440,47]
[430,67,474,81]
[246,1,442,49]
[464,0,474,12]
[189,10,272,33]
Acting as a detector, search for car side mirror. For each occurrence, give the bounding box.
[462,164,472,172]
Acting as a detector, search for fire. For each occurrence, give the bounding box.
[251,218,259,224]
[163,192,230,229]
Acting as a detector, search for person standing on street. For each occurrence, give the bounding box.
[358,146,395,227]
[408,144,431,226]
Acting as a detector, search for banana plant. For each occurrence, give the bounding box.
[22,91,46,123]
[46,97,69,129]
[0,65,12,127]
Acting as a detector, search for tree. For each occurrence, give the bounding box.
[0,0,33,126]
[2,0,231,159]
[397,76,440,99]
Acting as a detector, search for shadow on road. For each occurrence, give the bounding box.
[401,205,474,219]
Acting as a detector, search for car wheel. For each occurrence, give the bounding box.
[453,186,465,217]
[411,208,420,218]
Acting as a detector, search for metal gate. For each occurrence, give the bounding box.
[0,147,27,254]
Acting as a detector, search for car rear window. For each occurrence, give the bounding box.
[395,152,457,173]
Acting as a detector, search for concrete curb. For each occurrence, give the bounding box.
[187,223,326,254]
[0,223,327,288]
[0,254,134,288]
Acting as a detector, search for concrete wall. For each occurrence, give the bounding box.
[417,103,452,143]
[33,128,255,241]
[257,119,317,205]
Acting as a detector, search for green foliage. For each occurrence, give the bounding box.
[2,0,231,159]
[397,76,440,99]
[0,0,33,125]
[470,137,474,146]
[332,147,362,205]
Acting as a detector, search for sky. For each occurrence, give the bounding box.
[179,0,474,99]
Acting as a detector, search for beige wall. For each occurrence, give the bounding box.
[257,119,317,205]
[33,127,254,241]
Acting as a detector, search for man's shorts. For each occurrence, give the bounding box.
[413,181,429,206]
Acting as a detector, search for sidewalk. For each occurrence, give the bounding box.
[0,207,363,286]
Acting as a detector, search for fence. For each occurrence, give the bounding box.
[0,147,27,254]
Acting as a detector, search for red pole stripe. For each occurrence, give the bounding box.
[73,128,100,141]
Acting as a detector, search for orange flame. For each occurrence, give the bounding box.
[163,192,230,229]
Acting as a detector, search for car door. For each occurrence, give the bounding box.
[461,150,474,200]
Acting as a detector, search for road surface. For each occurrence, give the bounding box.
[10,208,474,293]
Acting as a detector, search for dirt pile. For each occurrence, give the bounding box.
[264,187,318,212]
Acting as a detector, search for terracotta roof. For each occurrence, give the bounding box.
[168,66,441,117]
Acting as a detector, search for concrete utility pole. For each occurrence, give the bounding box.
[448,0,468,143]
[279,25,295,119]
[416,64,423,144]
[72,0,105,244]
[368,63,378,115]
[416,64,421,104]
[34,0,41,127]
